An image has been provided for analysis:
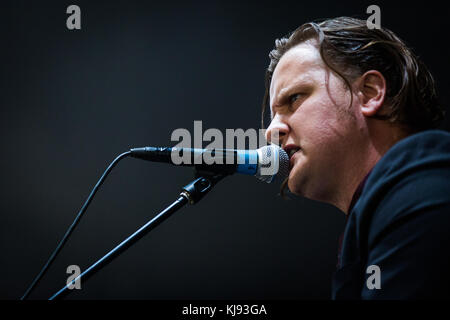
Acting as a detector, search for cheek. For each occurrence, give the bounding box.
[291,98,344,146]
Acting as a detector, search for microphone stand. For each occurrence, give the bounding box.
[49,170,227,300]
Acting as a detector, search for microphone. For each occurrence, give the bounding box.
[129,145,289,183]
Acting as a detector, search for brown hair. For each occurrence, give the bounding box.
[262,17,445,196]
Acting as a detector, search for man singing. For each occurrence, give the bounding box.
[262,17,450,299]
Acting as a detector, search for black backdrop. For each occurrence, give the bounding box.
[1,0,449,300]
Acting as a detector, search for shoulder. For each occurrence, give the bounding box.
[352,129,450,247]
[334,130,450,299]
[357,129,450,209]
[370,129,450,177]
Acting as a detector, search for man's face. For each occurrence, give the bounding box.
[266,41,363,203]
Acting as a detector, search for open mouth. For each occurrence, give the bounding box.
[284,145,301,160]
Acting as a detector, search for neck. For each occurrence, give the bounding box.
[333,155,378,214]
[334,121,410,214]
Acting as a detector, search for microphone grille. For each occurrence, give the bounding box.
[256,145,289,183]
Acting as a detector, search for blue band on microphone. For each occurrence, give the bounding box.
[236,150,258,175]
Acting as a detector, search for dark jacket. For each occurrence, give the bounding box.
[332,130,450,299]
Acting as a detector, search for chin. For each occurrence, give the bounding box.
[287,177,305,197]
[287,171,322,201]
[287,165,306,194]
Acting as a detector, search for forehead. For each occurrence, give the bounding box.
[269,42,324,106]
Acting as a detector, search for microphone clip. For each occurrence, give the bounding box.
[180,170,227,204]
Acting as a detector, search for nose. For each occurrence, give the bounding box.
[265,114,289,146]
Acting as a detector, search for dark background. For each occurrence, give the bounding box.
[1,0,449,300]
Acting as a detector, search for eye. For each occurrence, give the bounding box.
[289,93,302,104]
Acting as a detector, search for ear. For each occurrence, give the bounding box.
[356,70,386,117]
